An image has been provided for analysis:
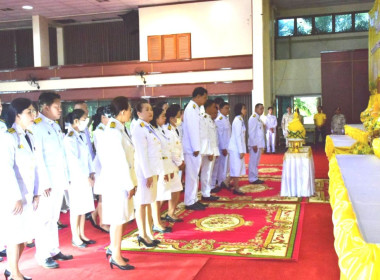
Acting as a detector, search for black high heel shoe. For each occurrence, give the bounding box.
[106,248,129,262]
[4,269,32,280]
[137,236,157,247]
[109,257,135,270]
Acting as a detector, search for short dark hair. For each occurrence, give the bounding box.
[151,106,164,128]
[268,106,273,110]
[165,104,181,124]
[204,99,216,110]
[92,105,111,129]
[219,102,229,109]
[234,103,245,116]
[156,100,168,109]
[38,92,61,111]
[65,109,86,125]
[110,96,130,117]
[255,103,263,109]
[214,97,224,105]
[133,99,149,120]
[6,98,32,127]
[192,87,208,98]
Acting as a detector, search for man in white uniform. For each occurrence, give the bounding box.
[211,102,231,192]
[33,92,73,269]
[182,87,208,210]
[281,106,293,147]
[265,107,277,153]
[200,99,220,201]
[248,103,265,185]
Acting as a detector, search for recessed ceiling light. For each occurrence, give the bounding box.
[22,5,33,10]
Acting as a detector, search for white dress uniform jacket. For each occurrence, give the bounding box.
[64,127,95,216]
[97,118,137,224]
[265,114,277,153]
[0,118,7,133]
[200,113,220,197]
[132,119,163,205]
[182,100,202,206]
[248,113,265,182]
[0,124,38,244]
[228,115,246,177]
[93,123,106,195]
[163,123,184,193]
[211,113,231,187]
[84,127,95,160]
[281,113,294,146]
[32,113,69,263]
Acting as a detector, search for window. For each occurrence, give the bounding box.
[297,17,312,35]
[278,18,295,37]
[315,15,333,34]
[148,33,191,61]
[355,12,369,31]
[335,14,352,33]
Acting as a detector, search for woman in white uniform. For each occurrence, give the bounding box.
[163,104,185,222]
[131,99,163,247]
[98,96,136,271]
[90,106,111,233]
[227,103,247,195]
[0,98,39,280]
[64,109,96,248]
[151,107,174,233]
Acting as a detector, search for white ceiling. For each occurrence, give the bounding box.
[0,0,375,29]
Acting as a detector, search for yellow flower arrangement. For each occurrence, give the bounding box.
[287,112,306,139]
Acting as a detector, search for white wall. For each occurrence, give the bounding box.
[273,58,321,96]
[139,0,252,61]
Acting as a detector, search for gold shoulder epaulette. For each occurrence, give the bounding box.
[0,118,5,123]
[204,115,207,118]
[219,116,223,120]
[7,128,16,134]
[253,114,256,118]
[55,120,59,124]
[239,117,243,121]
[110,122,116,128]
[193,104,196,109]
[68,131,74,136]
[168,125,172,130]
[34,117,42,124]
[140,122,145,128]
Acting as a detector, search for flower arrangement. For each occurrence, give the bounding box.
[351,142,374,155]
[287,112,306,139]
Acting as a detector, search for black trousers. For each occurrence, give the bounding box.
[315,127,326,143]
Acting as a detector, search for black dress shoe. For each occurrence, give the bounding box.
[202,196,219,201]
[164,214,184,223]
[52,252,73,261]
[72,240,87,248]
[109,257,135,270]
[233,189,245,195]
[152,226,172,233]
[81,239,96,245]
[137,236,157,247]
[185,203,205,211]
[0,249,6,257]
[105,248,129,262]
[41,257,59,269]
[57,222,68,230]
[196,201,208,208]
[220,182,231,190]
[211,186,222,193]
[4,269,32,280]
[250,179,265,184]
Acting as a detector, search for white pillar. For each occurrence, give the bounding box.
[32,15,50,67]
[252,0,272,108]
[56,27,65,65]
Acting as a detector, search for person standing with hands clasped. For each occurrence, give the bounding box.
[64,109,96,249]
[248,103,266,185]
[183,87,208,210]
[0,98,39,280]
[228,103,247,195]
[265,107,277,153]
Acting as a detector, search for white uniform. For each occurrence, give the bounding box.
[281,113,294,147]
[92,123,106,195]
[155,126,176,201]
[98,118,137,225]
[265,114,277,153]
[0,118,7,133]
[211,113,231,188]
[0,124,39,245]
[182,100,202,206]
[228,115,246,177]
[200,113,220,197]
[83,127,95,160]
[248,113,265,182]
[32,113,69,263]
[63,127,95,216]
[163,123,184,193]
[132,119,163,205]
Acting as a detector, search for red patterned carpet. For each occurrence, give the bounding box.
[0,147,339,280]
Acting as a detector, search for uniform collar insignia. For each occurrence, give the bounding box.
[7,128,16,134]
[168,125,172,130]
[18,144,24,149]
[253,114,256,118]
[140,122,145,127]
[0,118,5,123]
[26,129,33,135]
[68,131,74,136]
[193,104,196,109]
[239,117,243,121]
[219,116,223,120]
[110,122,116,128]
[99,126,104,130]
